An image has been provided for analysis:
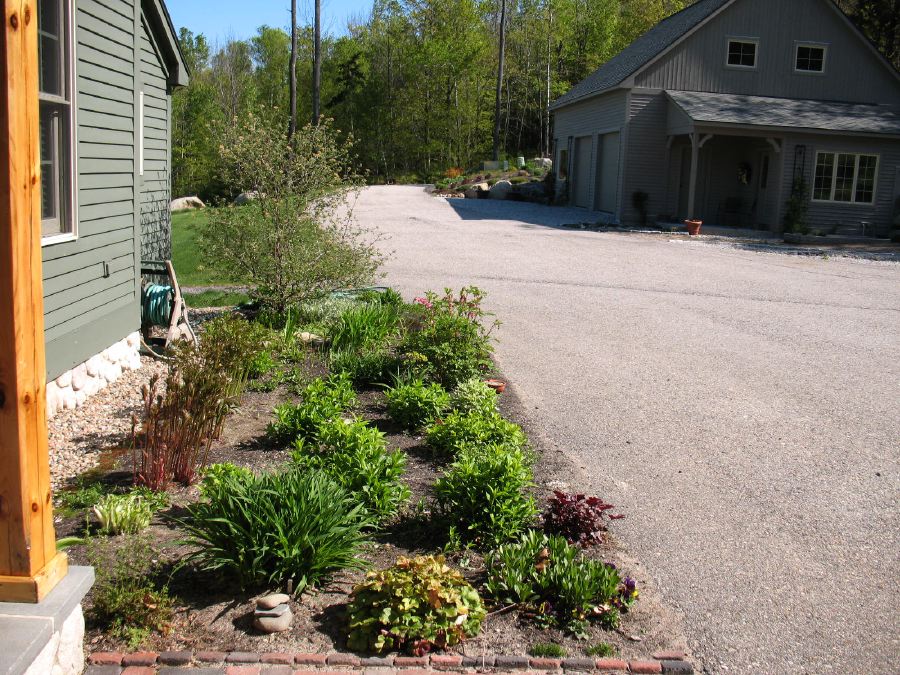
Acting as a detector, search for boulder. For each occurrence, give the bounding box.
[532,157,552,169]
[257,593,291,610]
[233,191,262,206]
[489,180,514,200]
[171,196,205,211]
[253,603,292,633]
[464,182,489,199]
[516,181,548,202]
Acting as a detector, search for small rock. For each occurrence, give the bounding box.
[253,605,292,633]
[55,371,72,389]
[234,191,262,206]
[257,593,290,610]
[171,196,206,211]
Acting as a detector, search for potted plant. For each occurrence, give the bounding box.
[684,219,702,236]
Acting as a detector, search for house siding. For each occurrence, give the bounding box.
[622,90,670,224]
[780,134,900,235]
[553,90,627,212]
[139,14,172,262]
[634,0,900,105]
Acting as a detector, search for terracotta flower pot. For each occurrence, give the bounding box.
[684,219,702,236]
[484,379,506,393]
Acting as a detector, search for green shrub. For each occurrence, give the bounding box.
[329,347,398,387]
[182,468,372,591]
[293,417,410,520]
[55,476,111,515]
[433,444,536,548]
[268,373,357,444]
[426,410,527,456]
[485,531,633,636]
[585,642,617,658]
[401,287,498,389]
[529,643,566,658]
[347,555,486,655]
[93,493,154,535]
[88,534,174,647]
[331,303,401,353]
[198,462,254,498]
[450,378,498,416]
[386,379,450,431]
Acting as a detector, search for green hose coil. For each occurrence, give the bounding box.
[141,283,174,327]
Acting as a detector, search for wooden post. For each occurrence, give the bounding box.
[0,0,68,603]
[687,133,699,219]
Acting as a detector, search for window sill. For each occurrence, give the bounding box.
[810,199,875,207]
[41,233,77,247]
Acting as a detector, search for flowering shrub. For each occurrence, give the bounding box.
[543,491,624,547]
[401,287,499,389]
[347,555,485,655]
[485,530,634,636]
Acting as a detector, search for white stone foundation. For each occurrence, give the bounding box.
[22,605,85,675]
[46,332,142,419]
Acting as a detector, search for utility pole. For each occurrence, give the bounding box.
[492,0,507,162]
[288,0,298,139]
[312,0,321,124]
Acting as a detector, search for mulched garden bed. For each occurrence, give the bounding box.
[56,343,688,665]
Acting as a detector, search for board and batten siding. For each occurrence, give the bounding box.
[42,0,140,379]
[634,0,900,105]
[553,90,627,213]
[621,90,669,224]
[780,134,900,234]
[139,13,171,262]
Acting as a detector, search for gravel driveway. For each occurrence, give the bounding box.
[356,186,900,675]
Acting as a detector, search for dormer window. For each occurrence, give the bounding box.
[726,38,758,69]
[795,43,827,73]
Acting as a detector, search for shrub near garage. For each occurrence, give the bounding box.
[386,379,450,431]
[347,555,486,655]
[426,409,527,456]
[433,443,537,549]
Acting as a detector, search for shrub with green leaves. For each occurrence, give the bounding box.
[433,444,537,549]
[450,378,499,416]
[426,410,527,456]
[198,462,254,498]
[93,493,155,535]
[182,468,371,591]
[88,534,174,647]
[329,347,398,387]
[268,373,357,444]
[331,303,401,353]
[485,531,635,636]
[386,379,450,431]
[347,555,486,655]
[401,287,498,389]
[293,418,410,520]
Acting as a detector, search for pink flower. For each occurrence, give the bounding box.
[414,297,433,309]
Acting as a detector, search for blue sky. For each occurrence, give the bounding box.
[167,0,370,44]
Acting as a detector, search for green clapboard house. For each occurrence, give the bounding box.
[38,0,186,412]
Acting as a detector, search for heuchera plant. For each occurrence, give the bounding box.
[543,491,624,547]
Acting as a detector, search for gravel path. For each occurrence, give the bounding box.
[358,186,900,675]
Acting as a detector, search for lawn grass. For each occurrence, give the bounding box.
[171,209,236,286]
[183,290,250,308]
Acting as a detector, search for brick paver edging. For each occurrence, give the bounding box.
[86,650,693,674]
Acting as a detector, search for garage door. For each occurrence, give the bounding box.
[572,136,593,208]
[595,132,620,213]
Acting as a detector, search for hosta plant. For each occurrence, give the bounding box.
[449,378,498,416]
[433,443,537,548]
[386,379,450,431]
[485,531,635,635]
[544,491,624,547]
[426,410,527,456]
[347,555,486,655]
[93,493,155,535]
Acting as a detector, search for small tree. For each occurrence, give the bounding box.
[783,176,810,234]
[201,112,384,312]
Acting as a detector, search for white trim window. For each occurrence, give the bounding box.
[813,152,878,204]
[795,43,827,73]
[726,38,758,69]
[38,0,76,243]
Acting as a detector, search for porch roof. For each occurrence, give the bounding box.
[666,90,900,136]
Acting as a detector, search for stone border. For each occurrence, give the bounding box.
[86,650,693,674]
[46,331,142,418]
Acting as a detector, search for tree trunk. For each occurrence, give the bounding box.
[288,0,298,139]
[313,0,322,124]
[492,0,507,162]
[544,0,552,158]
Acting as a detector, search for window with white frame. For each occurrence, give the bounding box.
[795,44,827,73]
[38,0,75,240]
[813,152,878,204]
[726,38,758,68]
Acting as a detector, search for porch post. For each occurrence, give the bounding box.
[687,133,699,219]
[0,0,68,603]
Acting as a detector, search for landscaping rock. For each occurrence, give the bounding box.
[253,603,292,633]
[532,157,552,169]
[171,196,205,211]
[234,191,262,205]
[256,593,290,610]
[516,181,548,202]
[489,180,514,200]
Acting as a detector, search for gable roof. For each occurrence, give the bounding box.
[667,90,900,135]
[144,0,189,87]
[551,0,733,110]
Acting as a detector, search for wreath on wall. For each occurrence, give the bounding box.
[738,162,753,185]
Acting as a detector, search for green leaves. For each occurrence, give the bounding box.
[93,493,155,535]
[426,410,527,456]
[347,555,486,655]
[267,373,357,444]
[386,379,450,431]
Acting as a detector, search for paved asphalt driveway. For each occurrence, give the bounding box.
[355,186,900,675]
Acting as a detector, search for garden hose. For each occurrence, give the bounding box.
[141,283,174,327]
